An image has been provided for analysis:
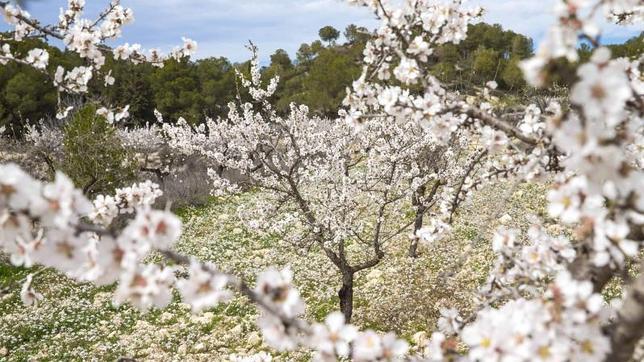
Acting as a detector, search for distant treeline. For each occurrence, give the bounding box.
[0,24,641,135]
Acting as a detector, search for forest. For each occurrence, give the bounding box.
[1,23,640,134]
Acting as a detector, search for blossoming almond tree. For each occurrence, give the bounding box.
[162,46,464,322]
[0,0,643,361]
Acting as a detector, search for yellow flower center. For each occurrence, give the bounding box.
[581,340,594,354]
[562,196,572,208]
[481,337,492,348]
[538,345,551,359]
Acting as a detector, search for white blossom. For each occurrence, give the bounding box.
[177,260,232,313]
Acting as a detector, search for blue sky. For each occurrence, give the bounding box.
[4,0,641,62]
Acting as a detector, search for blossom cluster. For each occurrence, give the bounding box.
[459,272,610,362]
[0,165,177,289]
[418,224,612,362]
[343,0,643,269]
[542,45,642,269]
[250,266,409,361]
[89,180,162,225]
[341,0,642,361]
[162,45,503,264]
[97,105,131,124]
[342,0,482,132]
[482,225,576,294]
[162,47,435,248]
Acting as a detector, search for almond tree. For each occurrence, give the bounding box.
[162,46,460,321]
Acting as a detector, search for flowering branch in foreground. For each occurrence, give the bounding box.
[340,0,643,360]
[0,164,411,361]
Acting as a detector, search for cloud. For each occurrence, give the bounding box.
[2,0,639,62]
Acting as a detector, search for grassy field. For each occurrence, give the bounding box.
[0,182,549,361]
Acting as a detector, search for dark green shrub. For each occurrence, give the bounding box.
[62,104,136,196]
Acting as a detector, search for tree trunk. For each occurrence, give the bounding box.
[409,185,426,258]
[338,271,354,323]
[607,268,644,362]
[409,204,426,257]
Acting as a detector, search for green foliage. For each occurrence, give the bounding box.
[149,59,203,124]
[61,104,136,196]
[344,24,371,45]
[318,25,340,45]
[0,71,56,129]
[296,40,324,66]
[608,31,643,59]
[0,26,640,134]
[270,49,293,70]
[97,56,237,125]
[269,24,367,116]
[472,47,500,82]
[431,23,534,90]
[196,57,237,119]
[501,57,526,90]
[511,35,533,59]
[282,46,361,116]
[100,59,156,122]
[0,35,81,135]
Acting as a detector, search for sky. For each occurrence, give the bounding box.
[3,0,641,63]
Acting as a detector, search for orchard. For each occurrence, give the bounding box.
[0,0,642,361]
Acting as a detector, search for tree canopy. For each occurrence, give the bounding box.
[0,26,640,134]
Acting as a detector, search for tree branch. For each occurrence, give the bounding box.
[607,262,644,362]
